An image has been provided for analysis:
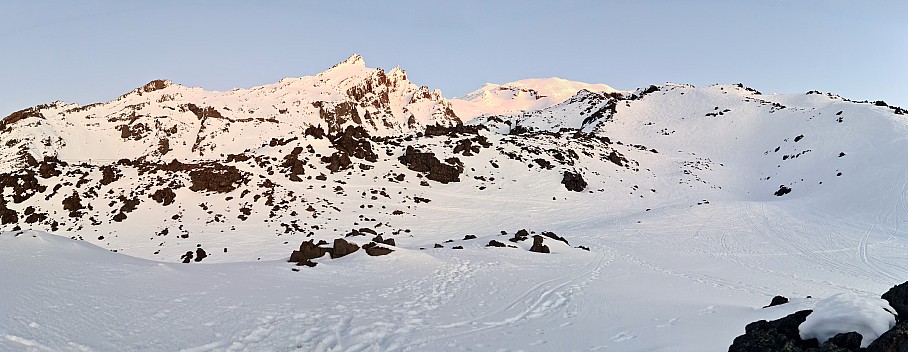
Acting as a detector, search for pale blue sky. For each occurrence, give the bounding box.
[2,1,905,115]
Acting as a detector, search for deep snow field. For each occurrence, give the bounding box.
[3,193,906,351]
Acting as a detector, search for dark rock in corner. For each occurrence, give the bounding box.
[883,282,908,321]
[562,171,587,192]
[529,235,550,253]
[763,295,790,308]
[728,310,817,352]
[867,320,908,352]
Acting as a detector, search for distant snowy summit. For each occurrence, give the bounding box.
[451,77,620,120]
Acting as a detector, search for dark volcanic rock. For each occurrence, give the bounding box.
[883,282,908,321]
[371,235,395,246]
[282,146,307,181]
[398,146,463,183]
[487,240,506,247]
[764,295,790,308]
[607,151,624,166]
[867,320,908,352]
[329,126,378,162]
[289,239,328,263]
[541,231,569,245]
[330,238,359,259]
[62,191,84,217]
[321,152,352,173]
[529,235,550,253]
[562,171,587,192]
[0,198,18,225]
[181,251,194,263]
[509,229,530,242]
[150,188,176,206]
[823,332,863,351]
[194,248,207,262]
[304,125,326,139]
[188,163,246,193]
[728,310,818,352]
[775,185,793,197]
[363,242,394,256]
[98,165,120,185]
[424,123,485,137]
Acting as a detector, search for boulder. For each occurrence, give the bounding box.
[330,238,359,259]
[363,242,394,256]
[487,240,506,247]
[561,171,587,192]
[398,146,463,183]
[529,235,550,253]
[289,239,329,264]
[509,229,530,242]
[882,282,908,321]
[764,295,790,308]
[728,310,818,352]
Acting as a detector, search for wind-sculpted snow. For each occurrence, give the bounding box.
[2,56,908,350]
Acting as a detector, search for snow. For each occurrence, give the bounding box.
[799,293,896,347]
[3,57,908,351]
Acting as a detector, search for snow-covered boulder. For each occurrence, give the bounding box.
[799,293,896,348]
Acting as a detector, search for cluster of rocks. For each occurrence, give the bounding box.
[728,281,908,351]
[288,236,395,268]
[397,146,463,184]
[429,229,588,254]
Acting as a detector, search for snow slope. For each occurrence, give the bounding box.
[2,58,908,351]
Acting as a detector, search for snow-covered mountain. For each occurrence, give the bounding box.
[0,54,459,166]
[450,77,620,120]
[3,55,908,351]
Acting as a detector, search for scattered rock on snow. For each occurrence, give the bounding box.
[764,295,790,308]
[529,235,550,253]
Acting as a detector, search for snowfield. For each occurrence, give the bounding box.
[2,56,907,351]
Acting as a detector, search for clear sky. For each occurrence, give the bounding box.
[2,0,905,115]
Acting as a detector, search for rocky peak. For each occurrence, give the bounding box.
[332,54,366,69]
[141,80,172,93]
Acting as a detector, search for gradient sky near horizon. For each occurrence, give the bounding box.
[2,1,906,115]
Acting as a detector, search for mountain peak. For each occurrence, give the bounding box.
[332,54,365,68]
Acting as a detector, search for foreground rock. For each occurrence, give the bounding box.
[730,282,908,351]
[728,310,818,352]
